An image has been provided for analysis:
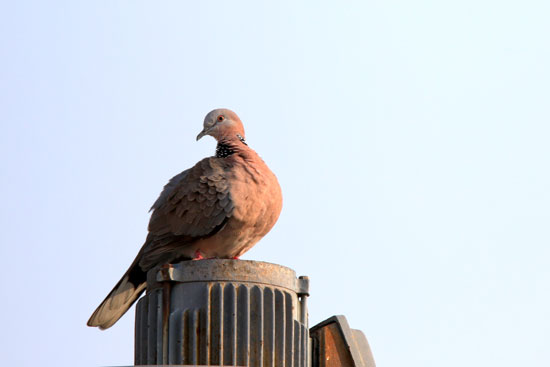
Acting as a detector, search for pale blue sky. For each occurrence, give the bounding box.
[1,1,549,366]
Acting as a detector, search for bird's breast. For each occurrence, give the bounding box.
[194,159,282,258]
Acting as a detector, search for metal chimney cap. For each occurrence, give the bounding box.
[147,259,308,294]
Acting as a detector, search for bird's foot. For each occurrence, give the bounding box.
[192,250,205,260]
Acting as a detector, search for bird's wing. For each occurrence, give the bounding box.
[149,169,190,212]
[140,157,234,267]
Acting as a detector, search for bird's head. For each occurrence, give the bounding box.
[197,108,246,142]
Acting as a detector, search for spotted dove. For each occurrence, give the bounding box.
[87,108,283,329]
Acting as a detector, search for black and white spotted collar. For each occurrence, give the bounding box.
[236,134,247,146]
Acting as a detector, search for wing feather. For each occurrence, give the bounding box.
[141,157,234,267]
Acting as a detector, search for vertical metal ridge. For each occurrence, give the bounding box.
[161,284,171,364]
[135,297,142,365]
[168,309,183,365]
[237,285,250,367]
[275,290,285,367]
[305,326,310,367]
[231,286,237,367]
[142,295,150,365]
[146,290,158,364]
[263,287,275,367]
[135,296,149,365]
[210,283,223,365]
[250,285,263,366]
[293,320,300,367]
[199,306,209,365]
[204,285,212,366]
[223,283,237,366]
[155,290,164,365]
[284,292,293,367]
[135,299,141,364]
[300,324,306,367]
[188,309,199,366]
[181,309,189,365]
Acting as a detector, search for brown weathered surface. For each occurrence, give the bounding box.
[317,323,355,367]
[311,315,376,367]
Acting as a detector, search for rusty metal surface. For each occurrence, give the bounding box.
[135,259,309,366]
[310,315,375,367]
[148,259,303,294]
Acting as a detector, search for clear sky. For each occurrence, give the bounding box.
[1,1,549,366]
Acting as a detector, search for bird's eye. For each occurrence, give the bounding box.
[217,115,224,122]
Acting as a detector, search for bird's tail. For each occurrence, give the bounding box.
[87,263,147,330]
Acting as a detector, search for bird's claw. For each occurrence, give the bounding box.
[192,250,205,260]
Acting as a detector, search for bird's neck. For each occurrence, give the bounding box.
[216,134,248,158]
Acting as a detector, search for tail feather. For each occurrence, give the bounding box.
[87,267,146,330]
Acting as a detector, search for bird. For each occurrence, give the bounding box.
[87,108,283,330]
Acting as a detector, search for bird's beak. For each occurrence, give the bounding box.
[196,128,208,141]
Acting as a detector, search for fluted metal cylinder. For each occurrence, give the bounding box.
[135,259,310,366]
